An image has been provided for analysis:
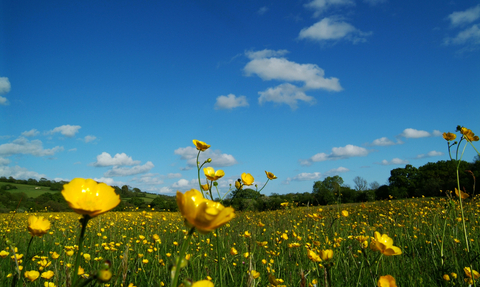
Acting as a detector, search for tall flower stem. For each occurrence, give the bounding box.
[171,227,195,287]
[72,215,91,287]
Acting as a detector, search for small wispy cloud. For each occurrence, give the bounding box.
[378,158,409,165]
[21,129,39,137]
[416,150,444,159]
[300,144,371,166]
[257,6,268,15]
[48,125,81,137]
[299,17,372,44]
[214,94,249,110]
[91,152,141,167]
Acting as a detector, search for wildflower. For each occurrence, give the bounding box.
[83,253,91,261]
[176,189,234,233]
[27,215,51,237]
[61,178,120,217]
[0,250,8,258]
[191,280,214,287]
[280,202,288,207]
[443,132,456,141]
[320,249,333,261]
[341,210,349,217]
[193,140,211,151]
[241,173,254,186]
[464,267,480,280]
[265,171,277,180]
[250,270,260,279]
[24,270,40,282]
[243,252,249,258]
[244,231,251,238]
[281,233,288,240]
[51,252,60,260]
[377,275,397,287]
[455,188,469,199]
[41,270,54,280]
[201,183,210,191]
[458,126,479,142]
[307,250,322,262]
[97,269,112,283]
[371,232,402,256]
[442,274,450,281]
[203,167,225,181]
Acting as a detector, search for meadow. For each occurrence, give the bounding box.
[1,195,479,287]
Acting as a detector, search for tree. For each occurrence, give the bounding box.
[312,176,344,205]
[388,164,419,198]
[353,176,368,191]
[369,181,380,190]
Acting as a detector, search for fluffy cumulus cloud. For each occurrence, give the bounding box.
[84,135,96,143]
[380,158,409,165]
[304,0,355,17]
[214,94,249,110]
[244,49,342,110]
[0,157,10,165]
[370,137,396,146]
[132,173,165,185]
[399,128,438,139]
[174,146,237,169]
[48,125,81,137]
[299,17,372,44]
[93,177,122,186]
[92,152,141,167]
[444,5,480,51]
[300,144,371,166]
[416,150,444,159]
[21,129,39,137]
[283,167,349,184]
[103,161,154,177]
[0,137,63,157]
[0,165,46,179]
[0,77,11,105]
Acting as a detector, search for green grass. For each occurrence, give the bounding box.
[0,182,60,198]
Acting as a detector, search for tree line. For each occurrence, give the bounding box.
[0,156,478,213]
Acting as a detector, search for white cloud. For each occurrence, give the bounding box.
[172,178,191,188]
[93,177,123,186]
[0,165,46,179]
[49,125,81,137]
[301,145,370,166]
[258,83,315,110]
[84,135,96,143]
[380,158,409,165]
[214,94,249,110]
[21,129,39,137]
[167,173,182,179]
[399,128,433,138]
[299,17,372,44]
[304,0,355,17]
[245,49,289,60]
[132,173,164,185]
[257,6,269,15]
[0,77,11,94]
[174,146,237,169]
[283,167,349,184]
[244,54,342,91]
[92,152,141,167]
[0,96,8,106]
[416,150,444,159]
[0,157,10,165]
[0,137,63,157]
[444,24,480,46]
[104,161,154,177]
[370,137,396,146]
[447,4,480,27]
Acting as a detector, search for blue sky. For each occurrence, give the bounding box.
[1,0,479,196]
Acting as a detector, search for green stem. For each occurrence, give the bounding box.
[196,151,203,195]
[72,215,91,287]
[256,179,270,193]
[171,227,195,287]
[216,232,224,287]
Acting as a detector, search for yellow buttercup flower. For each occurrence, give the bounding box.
[341,210,349,217]
[265,171,277,180]
[191,280,214,287]
[371,232,402,256]
[176,189,234,233]
[203,167,225,181]
[377,275,397,287]
[201,183,210,191]
[307,250,322,262]
[320,249,333,261]
[459,127,479,142]
[442,132,456,141]
[0,250,9,258]
[61,178,120,217]
[193,139,211,151]
[464,267,480,280]
[455,188,469,199]
[27,215,51,237]
[241,173,254,186]
[98,269,112,283]
[230,247,238,256]
[41,270,54,280]
[24,270,40,282]
[250,270,260,279]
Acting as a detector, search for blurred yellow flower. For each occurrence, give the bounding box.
[320,249,333,261]
[455,188,469,199]
[459,127,479,142]
[41,270,54,280]
[377,275,397,287]
[176,189,234,233]
[0,250,9,258]
[280,202,288,207]
[83,253,91,261]
[371,232,402,256]
[307,250,322,262]
[230,247,238,256]
[341,210,349,217]
[464,267,480,280]
[241,173,254,186]
[201,183,210,191]
[203,167,225,181]
[265,171,277,180]
[442,132,456,141]
[193,140,211,151]
[192,280,214,287]
[61,178,120,217]
[442,274,450,281]
[51,252,60,260]
[281,233,288,240]
[98,269,112,283]
[250,270,260,279]
[27,215,51,237]
[24,270,40,282]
